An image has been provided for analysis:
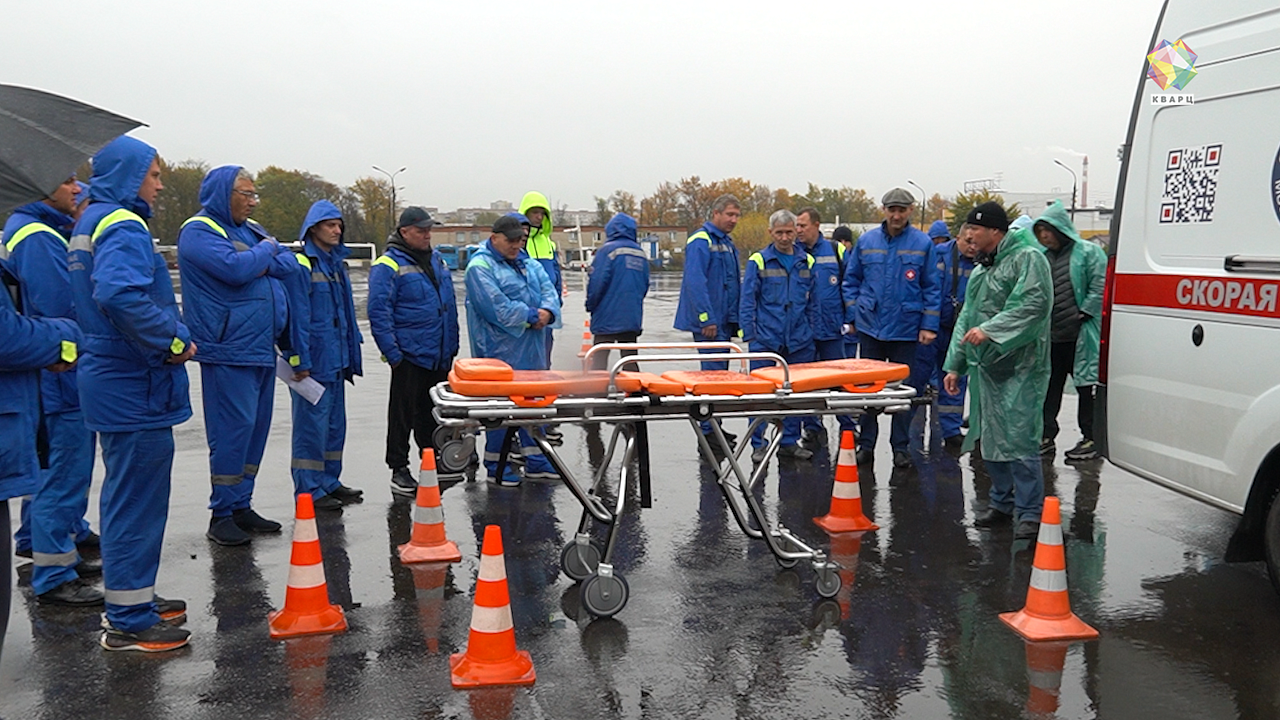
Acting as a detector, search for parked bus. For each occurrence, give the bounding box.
[436,244,460,271]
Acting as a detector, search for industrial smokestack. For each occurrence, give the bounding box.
[1082,156,1089,208]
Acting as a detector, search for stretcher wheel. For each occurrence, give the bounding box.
[560,540,603,582]
[580,572,629,619]
[437,436,474,474]
[814,564,842,599]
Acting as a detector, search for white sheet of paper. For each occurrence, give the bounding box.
[276,356,325,405]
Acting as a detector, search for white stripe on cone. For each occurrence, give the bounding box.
[417,470,438,488]
[414,505,445,525]
[1038,522,1064,546]
[293,519,319,544]
[832,480,862,500]
[478,552,507,582]
[470,603,514,633]
[837,448,856,465]
[1029,567,1068,593]
[287,562,327,590]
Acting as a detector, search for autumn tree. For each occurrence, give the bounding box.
[151,159,209,245]
[349,176,396,250]
[732,212,771,257]
[926,193,950,225]
[255,166,343,243]
[639,182,680,226]
[788,183,879,224]
[947,190,1022,237]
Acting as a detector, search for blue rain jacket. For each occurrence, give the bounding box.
[803,234,846,341]
[0,261,80,500]
[740,243,816,353]
[674,221,740,333]
[934,238,976,330]
[367,243,459,370]
[928,220,951,241]
[842,222,942,341]
[177,165,306,367]
[69,135,191,432]
[3,201,82,414]
[464,240,560,370]
[286,201,363,382]
[586,214,649,336]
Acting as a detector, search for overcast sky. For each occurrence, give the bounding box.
[5,0,1164,212]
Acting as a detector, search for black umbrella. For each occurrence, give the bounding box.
[0,84,144,213]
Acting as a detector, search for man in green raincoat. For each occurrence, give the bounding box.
[1033,200,1106,462]
[943,202,1052,540]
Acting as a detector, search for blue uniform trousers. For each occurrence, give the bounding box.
[692,331,733,435]
[483,428,555,478]
[100,429,173,633]
[750,343,815,448]
[202,364,274,517]
[985,456,1045,523]
[30,410,95,594]
[857,333,926,454]
[290,378,346,500]
[913,327,967,439]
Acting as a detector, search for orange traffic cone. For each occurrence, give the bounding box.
[1024,641,1070,717]
[814,431,879,533]
[399,449,462,564]
[577,319,593,358]
[410,562,449,654]
[269,493,348,639]
[827,530,863,620]
[450,525,537,688]
[999,496,1099,641]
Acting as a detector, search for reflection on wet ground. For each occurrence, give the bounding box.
[3,272,1279,719]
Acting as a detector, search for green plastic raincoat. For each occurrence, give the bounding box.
[943,227,1052,461]
[1034,200,1106,386]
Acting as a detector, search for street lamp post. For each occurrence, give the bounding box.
[372,165,407,238]
[907,179,926,227]
[1053,159,1078,222]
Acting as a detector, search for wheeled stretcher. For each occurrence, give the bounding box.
[429,343,916,619]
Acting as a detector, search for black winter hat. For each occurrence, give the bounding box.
[965,201,1009,232]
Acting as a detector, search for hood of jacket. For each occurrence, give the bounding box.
[928,220,951,240]
[299,199,343,242]
[11,201,73,235]
[519,191,553,237]
[87,135,157,218]
[199,165,245,228]
[605,213,637,243]
[1033,200,1082,246]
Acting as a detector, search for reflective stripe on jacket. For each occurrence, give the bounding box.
[674,222,740,332]
[367,245,459,370]
[740,244,815,353]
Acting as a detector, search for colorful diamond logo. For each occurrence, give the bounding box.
[1147,39,1198,91]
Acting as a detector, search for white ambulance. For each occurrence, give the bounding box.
[1100,1,1280,591]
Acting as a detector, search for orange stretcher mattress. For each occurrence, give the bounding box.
[448,360,687,404]
[659,370,777,396]
[750,359,910,393]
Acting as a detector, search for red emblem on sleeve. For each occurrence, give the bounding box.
[905,269,917,281]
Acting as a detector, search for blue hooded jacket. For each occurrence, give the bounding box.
[69,135,191,432]
[177,165,306,367]
[367,237,460,371]
[740,243,815,353]
[802,233,846,341]
[585,213,649,336]
[3,201,82,413]
[285,200,363,382]
[928,220,951,241]
[674,221,740,334]
[841,221,942,342]
[934,238,976,330]
[464,239,560,370]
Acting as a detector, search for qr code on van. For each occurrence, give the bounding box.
[1159,144,1221,223]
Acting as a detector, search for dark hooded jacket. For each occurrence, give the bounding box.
[585,213,649,336]
[68,135,188,432]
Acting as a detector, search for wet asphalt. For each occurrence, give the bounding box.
[3,272,1280,720]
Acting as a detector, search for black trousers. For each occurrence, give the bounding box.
[590,332,640,371]
[1044,341,1095,442]
[386,361,449,470]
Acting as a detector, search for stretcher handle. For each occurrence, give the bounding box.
[510,394,558,408]
[601,351,791,394]
[582,341,743,374]
[842,380,887,394]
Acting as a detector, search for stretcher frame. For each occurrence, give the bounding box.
[430,342,917,619]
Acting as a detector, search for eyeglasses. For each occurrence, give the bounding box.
[233,189,260,201]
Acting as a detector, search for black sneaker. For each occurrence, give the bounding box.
[855,448,875,466]
[389,467,417,497]
[1039,438,1055,457]
[232,508,281,534]
[100,596,187,629]
[892,451,912,469]
[750,446,768,464]
[15,546,32,559]
[1015,520,1041,541]
[801,428,828,447]
[329,484,364,503]
[974,507,1013,528]
[38,577,104,606]
[777,444,815,460]
[76,556,103,576]
[313,494,344,511]
[1064,439,1099,462]
[206,516,251,546]
[76,530,101,550]
[943,434,965,449]
[100,621,190,653]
